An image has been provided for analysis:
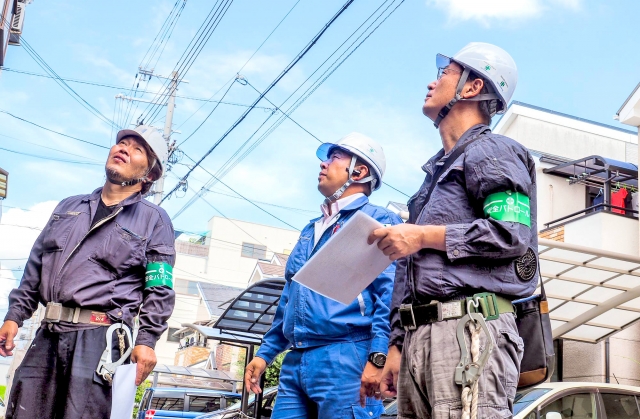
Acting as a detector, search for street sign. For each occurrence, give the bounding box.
[0,167,8,199]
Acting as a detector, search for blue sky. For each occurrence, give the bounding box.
[1,0,639,288]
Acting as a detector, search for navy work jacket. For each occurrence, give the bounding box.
[5,187,176,348]
[256,196,403,363]
[389,124,538,347]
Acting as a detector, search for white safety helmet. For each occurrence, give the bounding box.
[433,42,518,128]
[316,132,386,202]
[116,125,168,177]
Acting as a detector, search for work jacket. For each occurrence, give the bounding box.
[5,187,176,349]
[389,124,538,347]
[256,196,402,364]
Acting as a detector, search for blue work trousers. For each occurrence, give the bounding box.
[272,339,384,419]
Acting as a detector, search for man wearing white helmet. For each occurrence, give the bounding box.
[370,43,538,418]
[0,125,176,418]
[244,133,402,418]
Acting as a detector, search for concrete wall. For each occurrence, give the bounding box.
[535,157,587,229]
[563,212,639,256]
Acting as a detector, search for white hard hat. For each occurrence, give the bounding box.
[444,42,517,113]
[316,132,386,191]
[433,43,517,127]
[116,125,168,177]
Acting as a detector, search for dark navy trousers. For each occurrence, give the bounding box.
[6,326,117,419]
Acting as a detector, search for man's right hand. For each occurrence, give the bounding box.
[0,321,19,357]
[244,357,267,394]
[380,345,402,398]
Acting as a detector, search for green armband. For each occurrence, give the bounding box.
[483,191,531,227]
[145,262,174,289]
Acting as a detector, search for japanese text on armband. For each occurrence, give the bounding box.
[483,191,531,227]
[145,262,174,289]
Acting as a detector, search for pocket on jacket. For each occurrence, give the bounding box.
[351,403,384,419]
[42,212,80,251]
[91,223,145,276]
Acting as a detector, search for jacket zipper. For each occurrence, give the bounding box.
[53,207,123,301]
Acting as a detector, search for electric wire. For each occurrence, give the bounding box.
[161,0,356,204]
[173,0,409,216]
[174,0,302,132]
[0,146,101,165]
[139,0,235,125]
[0,110,109,149]
[0,132,103,161]
[0,15,119,130]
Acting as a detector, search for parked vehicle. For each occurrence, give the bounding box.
[137,387,241,419]
[194,387,278,419]
[514,382,640,419]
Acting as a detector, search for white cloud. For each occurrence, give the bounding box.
[427,0,583,25]
[0,201,58,309]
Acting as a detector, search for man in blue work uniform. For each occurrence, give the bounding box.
[0,125,176,419]
[371,43,538,418]
[244,133,403,419]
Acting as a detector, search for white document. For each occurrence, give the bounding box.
[110,363,137,419]
[293,211,392,305]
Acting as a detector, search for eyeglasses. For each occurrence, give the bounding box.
[437,66,462,80]
[321,150,349,164]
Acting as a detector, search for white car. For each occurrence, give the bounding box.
[514,382,640,419]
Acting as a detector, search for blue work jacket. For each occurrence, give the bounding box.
[256,196,403,363]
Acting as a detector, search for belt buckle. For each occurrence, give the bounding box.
[468,292,500,321]
[400,304,417,331]
[44,302,63,323]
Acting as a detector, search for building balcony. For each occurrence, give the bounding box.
[176,240,209,258]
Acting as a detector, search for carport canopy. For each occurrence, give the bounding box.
[182,278,286,346]
[539,238,640,343]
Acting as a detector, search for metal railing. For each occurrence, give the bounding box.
[543,203,639,230]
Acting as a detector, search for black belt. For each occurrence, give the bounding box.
[399,293,514,331]
[44,302,112,326]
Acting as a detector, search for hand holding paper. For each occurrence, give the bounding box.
[292,211,394,305]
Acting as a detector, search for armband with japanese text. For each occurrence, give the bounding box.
[483,191,531,227]
[145,262,174,289]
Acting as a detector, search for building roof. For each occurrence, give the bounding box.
[494,101,637,138]
[617,82,640,116]
[197,282,244,318]
[257,262,285,277]
[273,253,289,266]
[387,201,408,212]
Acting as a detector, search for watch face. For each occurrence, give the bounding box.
[371,353,386,367]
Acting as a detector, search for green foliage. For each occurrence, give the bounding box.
[0,384,5,399]
[132,380,152,419]
[264,352,286,388]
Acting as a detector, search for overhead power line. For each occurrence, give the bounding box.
[139,0,236,124]
[0,110,109,149]
[0,15,118,129]
[0,146,101,165]
[162,0,357,204]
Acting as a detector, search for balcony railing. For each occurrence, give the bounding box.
[543,203,638,230]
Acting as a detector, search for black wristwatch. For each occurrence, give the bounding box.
[368,352,387,368]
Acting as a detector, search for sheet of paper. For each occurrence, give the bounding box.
[110,363,137,419]
[293,211,392,305]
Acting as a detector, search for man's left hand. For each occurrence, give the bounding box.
[360,362,384,407]
[131,345,157,386]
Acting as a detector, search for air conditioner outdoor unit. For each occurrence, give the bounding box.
[8,2,25,46]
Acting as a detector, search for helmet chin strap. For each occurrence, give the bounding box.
[433,67,500,129]
[324,156,376,204]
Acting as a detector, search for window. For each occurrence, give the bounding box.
[540,392,596,419]
[241,242,267,259]
[601,393,640,419]
[166,327,181,343]
[150,397,184,411]
[514,387,553,416]
[174,279,199,295]
[188,396,221,413]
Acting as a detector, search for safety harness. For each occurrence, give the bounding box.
[96,323,137,384]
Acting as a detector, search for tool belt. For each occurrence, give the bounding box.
[44,302,112,326]
[399,292,514,331]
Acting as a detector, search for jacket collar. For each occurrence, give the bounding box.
[83,187,142,207]
[422,124,491,174]
[309,194,369,223]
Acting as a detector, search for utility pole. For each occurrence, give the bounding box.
[115,69,186,205]
[155,70,178,205]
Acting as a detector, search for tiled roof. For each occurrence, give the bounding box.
[273,253,289,266]
[197,282,244,318]
[257,262,285,277]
